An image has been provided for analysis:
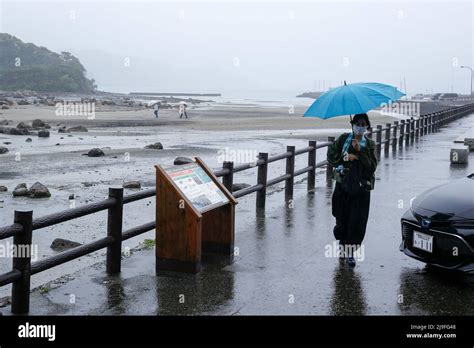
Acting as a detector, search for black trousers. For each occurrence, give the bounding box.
[331,182,371,246]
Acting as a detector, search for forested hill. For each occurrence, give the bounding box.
[0,33,96,93]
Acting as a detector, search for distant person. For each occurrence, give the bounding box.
[179,103,188,119]
[327,113,377,267]
[153,102,161,118]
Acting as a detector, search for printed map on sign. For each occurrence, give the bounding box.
[166,162,229,212]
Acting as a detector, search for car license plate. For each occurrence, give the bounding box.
[413,231,433,253]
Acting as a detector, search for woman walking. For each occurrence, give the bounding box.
[327,113,377,267]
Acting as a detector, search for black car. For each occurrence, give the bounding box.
[400,174,474,273]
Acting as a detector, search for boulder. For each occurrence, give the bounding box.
[0,120,9,125]
[0,146,8,154]
[67,126,88,132]
[58,126,68,133]
[16,121,29,129]
[25,138,32,142]
[28,182,51,198]
[174,156,193,165]
[144,142,163,150]
[0,186,7,192]
[232,183,251,192]
[50,238,82,252]
[13,183,28,197]
[87,148,104,157]
[31,119,46,128]
[13,188,28,197]
[123,181,141,189]
[38,130,50,138]
[9,127,28,135]
[14,183,27,190]
[1,105,9,110]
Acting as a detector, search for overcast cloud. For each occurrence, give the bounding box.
[1,0,472,95]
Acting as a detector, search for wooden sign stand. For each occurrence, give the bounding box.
[155,157,237,274]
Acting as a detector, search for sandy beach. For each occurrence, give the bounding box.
[0,103,396,131]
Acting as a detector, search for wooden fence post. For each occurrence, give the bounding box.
[326,137,335,183]
[384,123,391,157]
[11,210,33,314]
[399,120,405,146]
[106,187,124,274]
[256,153,268,208]
[405,119,411,146]
[376,125,382,158]
[222,161,234,193]
[392,121,399,150]
[307,141,316,192]
[285,146,295,203]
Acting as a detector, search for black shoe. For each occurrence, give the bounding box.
[346,256,356,267]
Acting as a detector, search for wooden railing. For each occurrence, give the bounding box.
[0,103,473,314]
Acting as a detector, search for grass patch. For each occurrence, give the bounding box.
[142,239,155,250]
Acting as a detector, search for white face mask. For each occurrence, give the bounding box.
[353,125,367,135]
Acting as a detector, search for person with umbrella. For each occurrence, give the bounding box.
[327,113,377,267]
[179,102,188,119]
[153,102,161,118]
[304,82,405,267]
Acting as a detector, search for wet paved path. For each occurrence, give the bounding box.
[3,113,474,315]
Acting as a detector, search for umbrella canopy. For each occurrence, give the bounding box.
[303,82,405,119]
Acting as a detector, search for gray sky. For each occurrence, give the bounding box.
[1,0,472,95]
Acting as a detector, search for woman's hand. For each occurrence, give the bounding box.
[352,139,361,152]
[348,154,358,161]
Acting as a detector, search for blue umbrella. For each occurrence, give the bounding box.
[303,81,405,119]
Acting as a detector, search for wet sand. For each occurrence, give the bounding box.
[0,104,396,131]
